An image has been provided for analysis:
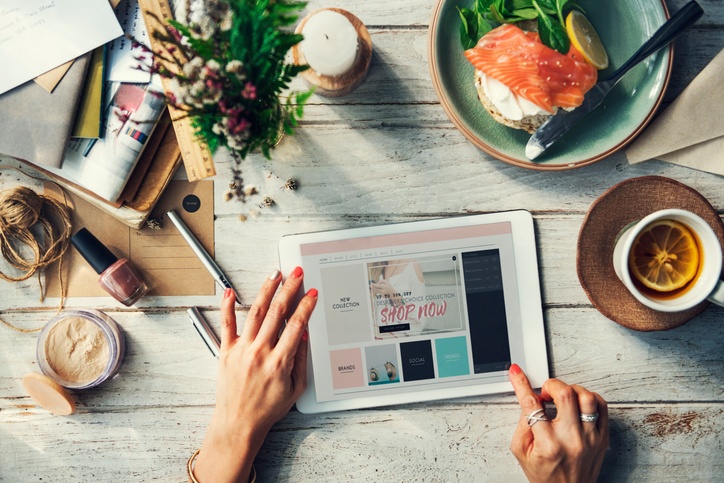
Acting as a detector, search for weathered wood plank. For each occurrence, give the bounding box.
[2,306,721,412]
[207,130,724,216]
[1,2,722,481]
[2,212,722,310]
[1,404,721,481]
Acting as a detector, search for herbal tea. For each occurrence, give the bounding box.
[628,219,703,300]
[612,209,724,313]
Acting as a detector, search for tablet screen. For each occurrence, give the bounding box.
[295,219,532,405]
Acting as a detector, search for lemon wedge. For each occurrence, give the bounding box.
[566,11,609,70]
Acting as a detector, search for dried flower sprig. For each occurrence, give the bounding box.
[136,0,312,200]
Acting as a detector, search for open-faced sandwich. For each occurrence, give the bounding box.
[458,2,608,133]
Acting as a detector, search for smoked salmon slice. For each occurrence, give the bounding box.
[464,24,597,114]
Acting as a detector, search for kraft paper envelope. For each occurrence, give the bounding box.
[34,60,75,94]
[625,48,724,175]
[46,180,216,298]
[0,54,90,169]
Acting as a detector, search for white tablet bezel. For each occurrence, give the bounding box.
[279,210,548,414]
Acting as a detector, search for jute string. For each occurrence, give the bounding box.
[0,166,72,332]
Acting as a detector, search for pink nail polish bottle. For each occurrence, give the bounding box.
[71,228,150,306]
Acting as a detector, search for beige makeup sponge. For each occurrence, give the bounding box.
[22,372,76,416]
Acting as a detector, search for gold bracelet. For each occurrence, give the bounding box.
[187,449,257,483]
[187,449,201,483]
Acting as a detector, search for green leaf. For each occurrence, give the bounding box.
[536,12,570,53]
[535,0,557,13]
[555,0,569,25]
[509,8,538,20]
[530,0,569,53]
[476,0,496,13]
[489,3,506,23]
[477,12,492,36]
[508,0,534,9]
[456,6,478,50]
[458,4,493,49]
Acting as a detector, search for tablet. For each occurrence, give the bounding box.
[279,210,548,413]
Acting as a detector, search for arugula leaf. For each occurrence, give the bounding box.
[456,6,492,49]
[489,3,506,23]
[457,0,573,52]
[554,0,570,25]
[535,0,558,14]
[456,6,479,49]
[533,0,569,53]
[508,8,538,20]
[477,0,496,13]
[508,0,534,9]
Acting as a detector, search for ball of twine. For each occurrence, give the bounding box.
[0,165,74,333]
[0,185,72,283]
[0,186,43,230]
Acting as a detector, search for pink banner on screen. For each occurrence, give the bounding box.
[300,222,512,256]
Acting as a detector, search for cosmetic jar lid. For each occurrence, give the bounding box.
[22,372,76,416]
[71,228,118,274]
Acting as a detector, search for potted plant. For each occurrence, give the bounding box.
[138,0,312,200]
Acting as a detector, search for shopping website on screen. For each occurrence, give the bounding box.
[300,222,527,402]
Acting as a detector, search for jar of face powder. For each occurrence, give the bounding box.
[36,309,125,389]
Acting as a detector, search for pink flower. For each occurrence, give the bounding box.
[241,82,257,100]
[167,25,183,42]
[227,111,251,135]
[206,78,223,90]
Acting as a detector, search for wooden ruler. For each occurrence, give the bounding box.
[137,0,216,181]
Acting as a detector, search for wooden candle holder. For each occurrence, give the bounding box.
[292,8,372,98]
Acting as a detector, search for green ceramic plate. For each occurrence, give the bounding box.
[428,0,672,169]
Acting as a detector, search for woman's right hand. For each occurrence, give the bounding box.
[508,364,609,483]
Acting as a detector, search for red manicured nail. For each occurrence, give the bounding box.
[291,266,303,278]
[509,363,522,375]
[224,288,234,299]
[306,288,318,298]
[301,331,309,342]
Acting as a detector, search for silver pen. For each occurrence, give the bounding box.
[167,210,241,303]
[187,307,220,358]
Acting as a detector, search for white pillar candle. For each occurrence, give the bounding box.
[300,10,359,77]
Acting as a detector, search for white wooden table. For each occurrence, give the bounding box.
[2,1,723,481]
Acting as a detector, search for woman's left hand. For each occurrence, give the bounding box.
[193,267,318,483]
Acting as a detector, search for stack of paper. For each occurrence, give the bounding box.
[0,0,182,231]
[1,0,176,213]
[0,0,123,168]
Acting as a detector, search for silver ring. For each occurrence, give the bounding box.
[526,409,549,427]
[580,412,599,423]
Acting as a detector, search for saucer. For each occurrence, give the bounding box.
[577,176,724,331]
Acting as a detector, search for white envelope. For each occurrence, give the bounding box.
[0,0,123,95]
[626,48,724,176]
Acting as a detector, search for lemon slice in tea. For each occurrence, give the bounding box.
[629,220,700,292]
[566,11,609,70]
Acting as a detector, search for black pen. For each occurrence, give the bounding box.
[187,307,220,358]
[167,209,241,304]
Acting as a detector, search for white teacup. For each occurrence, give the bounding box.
[612,209,724,312]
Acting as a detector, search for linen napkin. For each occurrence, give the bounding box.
[625,48,724,175]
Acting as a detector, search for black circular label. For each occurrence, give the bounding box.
[182,194,201,213]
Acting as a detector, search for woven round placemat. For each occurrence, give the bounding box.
[577,176,724,331]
